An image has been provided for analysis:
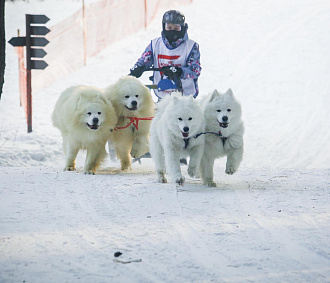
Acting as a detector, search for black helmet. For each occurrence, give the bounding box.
[162,10,187,43]
[162,10,185,30]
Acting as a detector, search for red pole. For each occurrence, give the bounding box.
[144,0,147,28]
[26,69,32,133]
[82,0,87,65]
[26,14,32,133]
[17,29,22,106]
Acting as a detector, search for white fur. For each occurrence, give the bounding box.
[52,85,117,174]
[149,94,205,185]
[104,76,155,170]
[200,89,244,187]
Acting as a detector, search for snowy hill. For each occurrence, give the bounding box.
[0,0,329,282]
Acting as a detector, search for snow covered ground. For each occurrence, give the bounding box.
[1,0,329,282]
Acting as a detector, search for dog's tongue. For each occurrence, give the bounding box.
[219,123,228,128]
[182,132,189,138]
[88,124,99,130]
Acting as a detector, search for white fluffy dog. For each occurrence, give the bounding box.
[200,89,244,186]
[104,76,155,170]
[52,85,117,174]
[149,94,205,185]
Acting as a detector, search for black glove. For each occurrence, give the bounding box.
[162,66,183,79]
[129,65,145,78]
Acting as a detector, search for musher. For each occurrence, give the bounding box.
[129,10,202,100]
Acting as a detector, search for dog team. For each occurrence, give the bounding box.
[52,10,244,187]
[52,76,244,187]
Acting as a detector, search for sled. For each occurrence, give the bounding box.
[145,78,179,92]
[143,67,183,92]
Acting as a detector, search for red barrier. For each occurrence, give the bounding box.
[16,47,26,112]
[17,0,192,94]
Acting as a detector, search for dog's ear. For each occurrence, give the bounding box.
[79,92,89,100]
[225,88,233,97]
[76,92,88,109]
[172,95,179,104]
[97,93,109,105]
[209,89,220,102]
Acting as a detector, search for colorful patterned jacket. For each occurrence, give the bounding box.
[133,30,202,98]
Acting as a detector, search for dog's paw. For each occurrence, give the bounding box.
[120,160,132,170]
[175,176,185,186]
[188,167,197,177]
[84,169,95,175]
[131,145,148,159]
[121,165,132,171]
[157,170,167,183]
[64,166,75,171]
[121,164,132,170]
[202,178,216,187]
[225,166,237,175]
[130,149,148,159]
[158,176,167,183]
[208,181,217,187]
[130,150,143,159]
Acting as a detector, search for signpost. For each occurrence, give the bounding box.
[8,14,50,133]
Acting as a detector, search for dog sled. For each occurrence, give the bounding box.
[143,67,183,93]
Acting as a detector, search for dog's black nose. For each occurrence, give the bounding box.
[92,117,99,124]
[131,100,137,107]
[222,116,228,122]
[183,126,189,133]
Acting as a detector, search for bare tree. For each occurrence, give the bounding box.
[0,0,5,100]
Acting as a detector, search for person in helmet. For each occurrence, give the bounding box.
[129,10,201,100]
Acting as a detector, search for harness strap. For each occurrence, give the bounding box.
[194,131,227,146]
[114,117,154,131]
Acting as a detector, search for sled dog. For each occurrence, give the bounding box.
[200,89,244,186]
[149,94,205,185]
[52,86,117,174]
[104,76,154,170]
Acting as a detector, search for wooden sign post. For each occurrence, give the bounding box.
[9,14,50,133]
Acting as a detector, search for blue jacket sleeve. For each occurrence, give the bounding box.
[133,43,154,69]
[182,43,202,80]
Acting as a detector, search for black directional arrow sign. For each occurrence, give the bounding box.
[25,15,50,71]
[30,60,48,70]
[30,48,47,58]
[8,14,50,133]
[8,37,26,47]
[9,37,49,48]
[30,26,50,36]
[29,14,50,24]
[30,37,49,47]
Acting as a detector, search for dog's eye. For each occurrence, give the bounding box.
[227,109,231,112]
[98,112,102,115]
[135,95,139,98]
[188,117,192,120]
[87,112,92,116]
[125,95,129,98]
[178,118,183,121]
[217,109,221,112]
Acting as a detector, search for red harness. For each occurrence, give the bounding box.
[114,117,154,131]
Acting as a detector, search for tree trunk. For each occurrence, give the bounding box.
[0,0,5,100]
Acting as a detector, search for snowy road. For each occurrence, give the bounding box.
[1,165,329,282]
